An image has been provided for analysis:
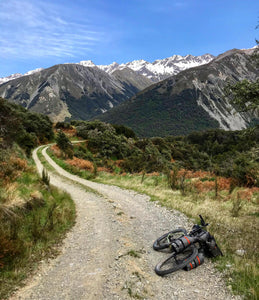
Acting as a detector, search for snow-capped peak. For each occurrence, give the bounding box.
[79,60,96,67]
[99,53,216,81]
[25,68,44,76]
[0,68,43,85]
[98,62,121,74]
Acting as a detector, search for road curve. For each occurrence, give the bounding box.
[10,146,238,300]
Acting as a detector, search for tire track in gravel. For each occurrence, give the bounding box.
[10,146,239,300]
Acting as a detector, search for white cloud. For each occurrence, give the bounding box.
[0,0,104,59]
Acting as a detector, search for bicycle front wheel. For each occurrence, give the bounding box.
[154,245,198,276]
[153,228,187,251]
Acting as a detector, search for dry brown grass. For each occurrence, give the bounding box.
[10,157,28,171]
[66,156,94,172]
[0,154,29,184]
[0,183,24,207]
[50,145,62,158]
[62,128,77,137]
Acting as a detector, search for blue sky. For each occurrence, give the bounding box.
[0,0,258,77]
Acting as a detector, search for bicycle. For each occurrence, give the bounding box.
[153,215,223,276]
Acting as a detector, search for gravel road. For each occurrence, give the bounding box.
[10,146,239,300]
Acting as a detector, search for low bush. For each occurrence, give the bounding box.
[66,157,94,172]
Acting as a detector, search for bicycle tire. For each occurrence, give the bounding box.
[153,228,187,251]
[154,245,198,276]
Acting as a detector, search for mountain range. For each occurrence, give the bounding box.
[97,48,259,136]
[0,52,214,122]
[0,48,258,136]
[0,53,214,85]
[0,64,153,121]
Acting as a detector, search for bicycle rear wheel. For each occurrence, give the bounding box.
[154,245,198,276]
[153,228,187,251]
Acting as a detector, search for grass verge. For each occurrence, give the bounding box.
[39,147,100,196]
[0,150,76,299]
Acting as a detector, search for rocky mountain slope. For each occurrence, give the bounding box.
[96,48,259,137]
[0,64,152,121]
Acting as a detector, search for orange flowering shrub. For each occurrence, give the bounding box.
[194,177,232,192]
[10,157,28,171]
[238,187,259,201]
[194,180,215,192]
[51,145,62,158]
[245,170,258,187]
[177,169,213,179]
[115,160,124,167]
[146,172,160,177]
[63,128,77,137]
[97,167,111,173]
[0,155,28,182]
[217,177,231,190]
[66,157,94,172]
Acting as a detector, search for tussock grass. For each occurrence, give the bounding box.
[0,150,76,299]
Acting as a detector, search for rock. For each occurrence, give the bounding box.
[235,249,246,256]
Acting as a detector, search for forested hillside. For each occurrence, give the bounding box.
[55,120,259,187]
[0,97,53,155]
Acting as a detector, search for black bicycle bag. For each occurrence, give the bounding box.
[204,235,223,257]
[184,251,204,271]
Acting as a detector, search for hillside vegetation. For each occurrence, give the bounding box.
[0,95,258,298]
[55,120,258,188]
[49,120,258,299]
[0,98,75,299]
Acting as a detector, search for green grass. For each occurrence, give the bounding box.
[0,152,76,299]
[37,146,55,172]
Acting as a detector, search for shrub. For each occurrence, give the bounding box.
[42,169,50,186]
[0,98,54,153]
[74,144,94,161]
[112,124,136,139]
[56,131,73,158]
[66,157,94,172]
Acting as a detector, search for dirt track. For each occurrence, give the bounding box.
[10,146,239,299]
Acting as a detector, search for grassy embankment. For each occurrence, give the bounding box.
[47,145,259,300]
[0,145,76,299]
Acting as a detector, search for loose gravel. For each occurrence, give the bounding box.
[10,146,240,300]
